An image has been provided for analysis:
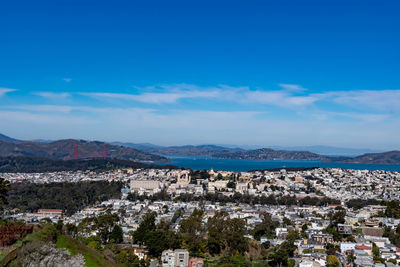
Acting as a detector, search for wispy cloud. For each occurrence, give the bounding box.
[0,87,17,97]
[63,78,72,83]
[7,105,77,113]
[245,90,317,107]
[80,83,317,107]
[312,111,389,123]
[1,104,398,148]
[3,83,400,148]
[80,86,222,104]
[77,83,400,114]
[278,83,307,92]
[34,92,71,99]
[317,90,400,112]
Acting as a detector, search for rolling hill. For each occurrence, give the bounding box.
[332,151,400,164]
[0,139,168,162]
[210,148,330,161]
[0,133,21,142]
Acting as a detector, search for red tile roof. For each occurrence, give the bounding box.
[355,244,372,250]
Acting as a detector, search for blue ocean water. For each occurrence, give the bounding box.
[156,156,400,172]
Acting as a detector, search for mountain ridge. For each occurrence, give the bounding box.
[0,133,399,165]
[0,139,168,162]
[0,133,21,142]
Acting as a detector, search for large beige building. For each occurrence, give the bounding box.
[130,180,161,191]
[208,180,229,190]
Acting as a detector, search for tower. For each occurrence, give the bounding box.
[102,144,106,159]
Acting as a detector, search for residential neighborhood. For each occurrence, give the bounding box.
[2,167,400,266]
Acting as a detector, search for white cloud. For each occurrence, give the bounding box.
[7,105,77,113]
[80,83,317,107]
[34,92,71,99]
[1,105,398,149]
[312,111,389,123]
[319,90,400,112]
[63,78,72,83]
[80,87,222,104]
[245,90,317,107]
[3,83,400,148]
[0,87,17,97]
[278,83,307,92]
[78,84,400,113]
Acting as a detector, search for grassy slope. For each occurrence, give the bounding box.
[0,228,117,267]
[56,235,117,267]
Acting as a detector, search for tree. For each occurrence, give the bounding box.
[157,220,180,250]
[179,209,206,256]
[288,259,296,267]
[326,243,339,256]
[268,241,294,267]
[251,213,279,240]
[283,217,293,226]
[325,224,342,241]
[133,211,156,245]
[7,180,122,216]
[346,253,355,265]
[146,230,170,257]
[207,211,248,255]
[110,225,123,244]
[133,212,176,257]
[227,181,236,189]
[116,249,143,267]
[225,218,247,254]
[385,201,400,219]
[0,178,10,212]
[96,213,120,244]
[65,223,78,237]
[326,255,340,267]
[330,209,346,224]
[207,211,227,255]
[372,243,385,263]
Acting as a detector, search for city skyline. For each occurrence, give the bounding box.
[1,0,399,150]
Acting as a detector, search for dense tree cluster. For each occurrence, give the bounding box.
[384,200,400,219]
[76,213,123,244]
[132,209,248,259]
[207,211,248,255]
[251,213,280,241]
[267,230,299,266]
[7,181,123,215]
[346,199,380,210]
[133,212,180,257]
[384,224,400,247]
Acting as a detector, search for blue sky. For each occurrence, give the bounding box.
[0,0,399,149]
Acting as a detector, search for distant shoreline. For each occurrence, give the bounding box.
[154,155,400,172]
